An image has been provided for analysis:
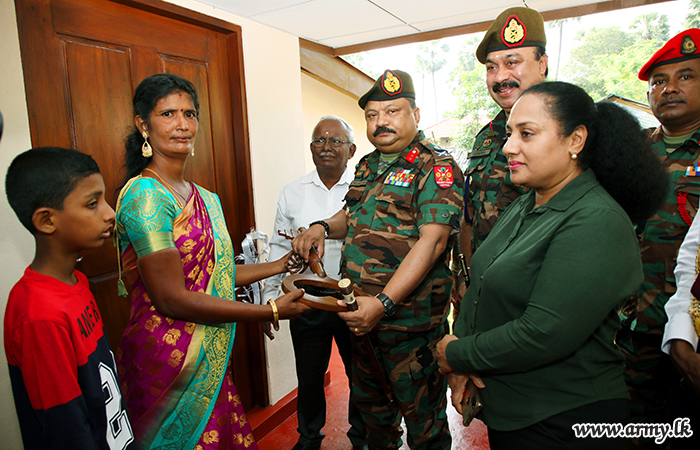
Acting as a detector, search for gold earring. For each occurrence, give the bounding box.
[142,132,153,158]
[191,147,195,157]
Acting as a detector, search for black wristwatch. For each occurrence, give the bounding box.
[376,293,397,317]
[309,220,329,238]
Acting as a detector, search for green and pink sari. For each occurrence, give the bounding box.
[115,176,257,450]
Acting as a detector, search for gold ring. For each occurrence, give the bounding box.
[354,327,359,333]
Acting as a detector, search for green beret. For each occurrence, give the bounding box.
[358,69,415,109]
[476,7,546,64]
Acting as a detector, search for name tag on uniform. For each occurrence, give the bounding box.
[385,168,415,187]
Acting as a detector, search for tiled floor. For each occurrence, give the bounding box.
[255,343,490,450]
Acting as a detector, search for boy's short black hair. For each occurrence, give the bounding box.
[5,147,100,234]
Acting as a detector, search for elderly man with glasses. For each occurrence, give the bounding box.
[263,115,367,450]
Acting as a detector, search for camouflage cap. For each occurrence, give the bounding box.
[358,69,416,109]
[476,7,546,64]
[638,28,700,81]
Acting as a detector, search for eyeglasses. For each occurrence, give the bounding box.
[311,137,352,148]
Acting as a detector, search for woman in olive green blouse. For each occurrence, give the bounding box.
[436,82,666,449]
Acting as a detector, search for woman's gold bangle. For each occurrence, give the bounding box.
[268,299,279,325]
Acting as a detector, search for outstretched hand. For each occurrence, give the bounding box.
[291,224,326,262]
[274,288,310,319]
[284,251,307,274]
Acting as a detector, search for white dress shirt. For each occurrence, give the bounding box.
[662,212,700,354]
[262,167,355,302]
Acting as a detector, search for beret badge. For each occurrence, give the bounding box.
[382,70,403,95]
[502,15,527,47]
[682,35,697,55]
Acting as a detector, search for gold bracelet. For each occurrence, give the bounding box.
[268,299,279,325]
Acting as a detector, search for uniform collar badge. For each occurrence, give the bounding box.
[434,166,454,188]
[405,148,419,164]
[356,161,370,179]
[501,15,527,47]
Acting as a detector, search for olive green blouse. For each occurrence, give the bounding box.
[446,169,641,431]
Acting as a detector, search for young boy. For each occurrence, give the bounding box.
[4,147,135,449]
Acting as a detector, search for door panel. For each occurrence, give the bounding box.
[15,0,264,410]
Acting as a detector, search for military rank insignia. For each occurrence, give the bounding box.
[686,162,700,176]
[433,166,454,188]
[356,161,371,179]
[405,148,419,163]
[385,168,415,187]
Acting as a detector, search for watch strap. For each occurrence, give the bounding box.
[309,220,330,238]
[376,292,397,317]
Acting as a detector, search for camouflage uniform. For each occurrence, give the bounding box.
[341,131,463,449]
[466,110,529,253]
[617,128,700,448]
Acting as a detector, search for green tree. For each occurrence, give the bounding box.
[685,0,700,29]
[630,13,669,43]
[448,40,500,152]
[416,40,450,123]
[561,26,634,98]
[596,39,660,101]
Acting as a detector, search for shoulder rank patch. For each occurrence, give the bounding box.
[384,168,415,187]
[433,166,454,188]
[405,148,420,164]
[686,162,700,176]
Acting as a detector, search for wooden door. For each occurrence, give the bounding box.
[14,0,268,410]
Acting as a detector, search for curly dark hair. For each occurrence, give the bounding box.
[522,81,667,225]
[121,73,199,186]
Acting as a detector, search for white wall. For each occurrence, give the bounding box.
[0,1,38,448]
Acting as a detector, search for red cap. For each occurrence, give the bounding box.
[639,28,700,81]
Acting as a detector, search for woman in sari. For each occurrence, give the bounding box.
[115,73,309,450]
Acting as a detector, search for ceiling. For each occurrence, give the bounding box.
[195,0,669,54]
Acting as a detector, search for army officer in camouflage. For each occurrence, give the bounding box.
[459,6,548,271]
[293,69,463,450]
[617,29,700,449]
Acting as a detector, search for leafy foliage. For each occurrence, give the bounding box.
[685,0,700,29]
[559,13,668,101]
[449,38,500,151]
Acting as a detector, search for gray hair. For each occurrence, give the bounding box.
[314,115,354,144]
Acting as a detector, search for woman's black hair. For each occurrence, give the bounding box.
[121,73,199,186]
[522,81,667,225]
